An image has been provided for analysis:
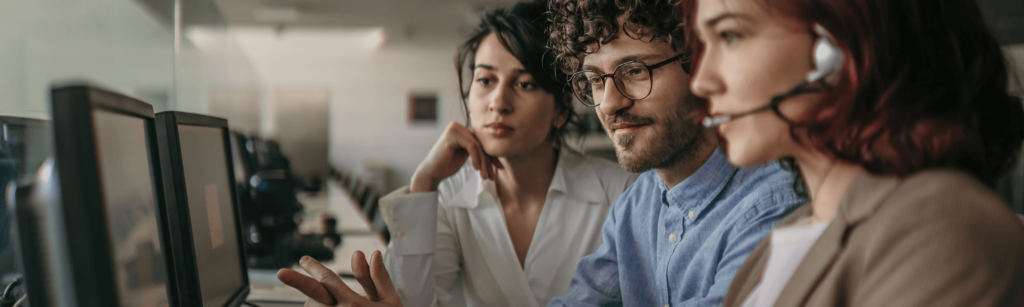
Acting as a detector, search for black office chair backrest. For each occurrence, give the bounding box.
[360,189,379,218]
[352,183,369,208]
[347,176,361,193]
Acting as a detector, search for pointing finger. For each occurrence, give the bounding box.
[277,268,336,305]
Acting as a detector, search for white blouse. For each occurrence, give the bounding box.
[378,149,637,307]
[742,219,831,307]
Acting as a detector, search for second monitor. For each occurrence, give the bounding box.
[155,111,249,307]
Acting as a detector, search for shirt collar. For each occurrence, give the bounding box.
[662,148,737,215]
[547,149,607,204]
[459,148,607,209]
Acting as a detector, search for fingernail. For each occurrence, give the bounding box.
[300,255,310,265]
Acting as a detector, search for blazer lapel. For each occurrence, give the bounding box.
[730,237,771,306]
[772,171,904,307]
[726,205,812,307]
[771,215,847,307]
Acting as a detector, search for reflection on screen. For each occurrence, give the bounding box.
[93,110,170,307]
[178,125,245,306]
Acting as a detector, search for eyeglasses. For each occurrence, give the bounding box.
[569,54,686,107]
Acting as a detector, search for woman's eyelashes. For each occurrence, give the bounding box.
[474,73,538,91]
[476,76,494,86]
[718,30,743,46]
[517,81,538,90]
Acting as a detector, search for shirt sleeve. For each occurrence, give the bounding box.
[546,201,623,306]
[381,186,462,307]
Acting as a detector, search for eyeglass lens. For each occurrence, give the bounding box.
[571,62,653,106]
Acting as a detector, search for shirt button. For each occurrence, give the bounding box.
[669,233,678,243]
[689,210,695,219]
[396,231,405,239]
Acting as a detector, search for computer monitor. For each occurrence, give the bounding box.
[0,116,51,184]
[45,84,175,307]
[0,116,51,277]
[155,111,249,307]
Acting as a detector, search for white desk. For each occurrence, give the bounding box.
[249,180,389,304]
[296,180,377,234]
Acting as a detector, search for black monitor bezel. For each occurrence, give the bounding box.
[155,111,250,307]
[50,84,177,307]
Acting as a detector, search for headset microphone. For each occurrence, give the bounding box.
[703,24,844,128]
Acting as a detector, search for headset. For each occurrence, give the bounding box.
[702,24,844,128]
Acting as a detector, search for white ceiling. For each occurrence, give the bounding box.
[212,0,520,48]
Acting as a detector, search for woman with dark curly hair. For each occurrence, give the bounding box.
[687,0,1024,305]
[276,1,638,307]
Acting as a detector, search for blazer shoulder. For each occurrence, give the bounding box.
[860,169,1024,251]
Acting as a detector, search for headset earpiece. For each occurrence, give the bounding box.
[807,24,843,84]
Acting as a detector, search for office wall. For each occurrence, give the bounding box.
[273,89,331,180]
[0,0,174,119]
[0,0,262,126]
[329,45,464,190]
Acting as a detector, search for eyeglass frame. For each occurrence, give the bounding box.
[568,54,687,107]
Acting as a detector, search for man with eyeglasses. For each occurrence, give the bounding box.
[545,1,802,306]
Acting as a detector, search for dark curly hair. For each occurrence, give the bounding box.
[546,0,691,74]
[456,0,582,149]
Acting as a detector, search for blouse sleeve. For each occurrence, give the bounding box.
[380,185,463,307]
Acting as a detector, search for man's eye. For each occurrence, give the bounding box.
[476,78,492,85]
[623,67,644,76]
[519,82,538,90]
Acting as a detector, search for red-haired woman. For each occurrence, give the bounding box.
[686,0,1024,305]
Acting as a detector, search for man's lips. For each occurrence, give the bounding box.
[611,123,649,133]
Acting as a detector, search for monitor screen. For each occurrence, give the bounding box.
[178,124,245,306]
[92,110,171,307]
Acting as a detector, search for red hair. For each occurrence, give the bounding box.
[683,0,1024,186]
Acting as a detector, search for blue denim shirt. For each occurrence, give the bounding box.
[548,149,802,307]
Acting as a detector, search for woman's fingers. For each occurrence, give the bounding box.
[451,131,487,180]
[351,251,380,301]
[454,127,493,180]
[303,299,333,307]
[298,256,364,303]
[368,250,400,303]
[277,268,336,305]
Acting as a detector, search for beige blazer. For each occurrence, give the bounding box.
[724,169,1024,307]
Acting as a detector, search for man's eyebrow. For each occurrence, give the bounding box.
[581,54,660,73]
[474,63,494,70]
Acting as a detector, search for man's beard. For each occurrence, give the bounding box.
[606,94,707,173]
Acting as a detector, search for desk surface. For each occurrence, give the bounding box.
[248,180,388,304]
[297,180,377,234]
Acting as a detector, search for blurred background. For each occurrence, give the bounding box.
[0,0,1020,305]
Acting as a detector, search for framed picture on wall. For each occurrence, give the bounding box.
[408,93,438,124]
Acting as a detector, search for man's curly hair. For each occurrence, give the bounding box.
[546,0,690,74]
